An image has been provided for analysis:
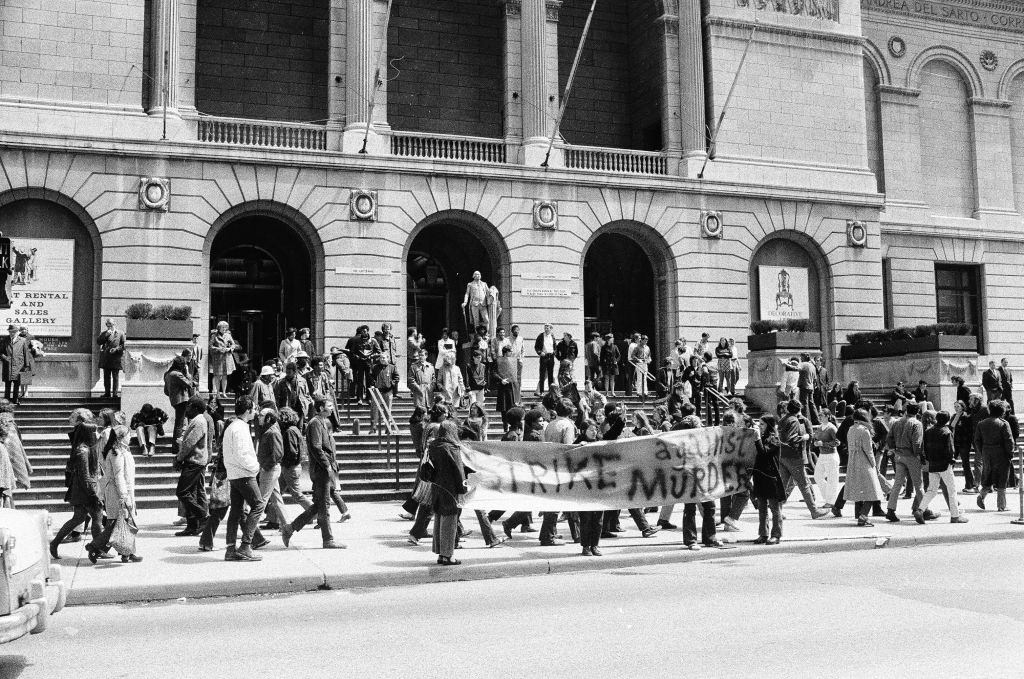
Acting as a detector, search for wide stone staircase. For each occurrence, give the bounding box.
[12,392,669,512]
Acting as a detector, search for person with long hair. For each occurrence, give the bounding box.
[752,415,785,543]
[464,401,489,442]
[50,415,106,559]
[632,410,653,437]
[427,420,467,566]
[950,399,976,494]
[715,337,732,394]
[88,424,142,563]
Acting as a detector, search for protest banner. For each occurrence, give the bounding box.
[459,427,757,511]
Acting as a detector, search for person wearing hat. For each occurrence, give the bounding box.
[599,333,620,397]
[250,364,277,406]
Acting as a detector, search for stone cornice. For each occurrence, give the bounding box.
[969,96,1013,108]
[0,132,884,209]
[706,15,865,46]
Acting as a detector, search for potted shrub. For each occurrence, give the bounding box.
[125,303,194,340]
[840,323,975,360]
[747,319,822,352]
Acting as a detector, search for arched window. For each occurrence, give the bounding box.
[863,58,885,193]
[918,60,976,218]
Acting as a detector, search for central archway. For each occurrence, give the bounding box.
[582,221,677,368]
[405,211,510,363]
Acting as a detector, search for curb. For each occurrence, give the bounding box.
[64,527,1022,606]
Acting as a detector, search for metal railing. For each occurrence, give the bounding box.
[368,387,401,490]
[564,145,669,175]
[197,116,327,151]
[389,131,507,163]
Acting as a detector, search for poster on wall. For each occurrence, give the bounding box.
[1,237,75,336]
[758,265,809,321]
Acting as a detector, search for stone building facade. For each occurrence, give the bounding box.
[0,0,1018,402]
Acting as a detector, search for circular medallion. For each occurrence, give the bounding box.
[888,36,906,58]
[980,50,998,72]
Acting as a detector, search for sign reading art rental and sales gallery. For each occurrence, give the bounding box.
[1,238,74,336]
[758,265,809,321]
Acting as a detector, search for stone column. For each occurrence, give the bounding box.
[501,1,524,162]
[148,0,180,116]
[342,0,388,153]
[877,85,927,222]
[326,0,347,150]
[520,0,561,166]
[659,2,682,173]
[677,0,706,176]
[970,97,1018,224]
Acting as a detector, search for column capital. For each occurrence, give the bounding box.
[501,0,522,16]
[545,0,561,22]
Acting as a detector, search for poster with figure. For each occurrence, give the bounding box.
[758,265,809,321]
[1,237,75,336]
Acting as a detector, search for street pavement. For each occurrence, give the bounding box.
[48,491,1024,606]
[6,540,1023,678]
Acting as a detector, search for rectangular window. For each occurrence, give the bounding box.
[881,258,893,329]
[934,264,983,351]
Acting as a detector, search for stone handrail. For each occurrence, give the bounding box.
[564,145,669,175]
[197,116,327,151]
[389,131,507,163]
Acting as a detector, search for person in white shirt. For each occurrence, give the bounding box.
[222,395,266,562]
[510,324,526,389]
[278,327,300,365]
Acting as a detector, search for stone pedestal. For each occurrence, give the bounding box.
[120,340,191,421]
[842,351,979,413]
[745,348,822,414]
[30,354,95,393]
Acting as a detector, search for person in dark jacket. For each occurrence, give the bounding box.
[1000,358,1014,414]
[0,324,32,405]
[843,381,861,407]
[426,420,467,566]
[951,376,971,407]
[981,361,1003,403]
[950,400,976,493]
[599,333,620,397]
[131,403,167,458]
[96,319,125,398]
[916,410,968,524]
[164,356,195,452]
[50,419,107,559]
[974,400,1015,512]
[254,407,289,534]
[778,400,829,519]
[174,398,210,536]
[283,398,344,549]
[752,416,785,543]
[555,332,579,381]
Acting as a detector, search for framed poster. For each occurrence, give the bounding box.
[758,265,809,321]
[1,237,75,336]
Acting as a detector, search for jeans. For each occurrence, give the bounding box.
[658,504,676,523]
[498,511,532,532]
[175,462,209,526]
[290,477,334,545]
[921,467,960,518]
[279,464,313,511]
[799,391,820,425]
[813,452,840,505]
[474,510,499,545]
[539,512,560,543]
[579,511,603,549]
[257,464,288,527]
[171,401,187,452]
[955,445,975,489]
[719,492,750,522]
[226,477,266,547]
[410,503,433,539]
[887,455,924,512]
[779,455,818,514]
[683,501,716,545]
[757,500,782,539]
[52,502,103,548]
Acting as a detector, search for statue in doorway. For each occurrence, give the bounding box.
[461,270,490,331]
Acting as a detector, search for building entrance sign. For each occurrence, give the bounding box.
[758,265,809,321]
[1,237,74,336]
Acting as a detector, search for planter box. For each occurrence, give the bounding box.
[747,332,821,352]
[840,335,976,360]
[126,318,194,341]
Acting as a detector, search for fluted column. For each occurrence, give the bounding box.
[148,0,180,116]
[326,0,347,150]
[677,0,706,176]
[342,0,388,153]
[521,0,548,143]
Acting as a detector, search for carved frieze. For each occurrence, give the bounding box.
[736,0,840,21]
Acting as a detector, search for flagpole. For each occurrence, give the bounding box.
[541,0,598,168]
[697,23,757,179]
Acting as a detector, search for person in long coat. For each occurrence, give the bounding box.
[89,425,142,563]
[96,319,125,398]
[0,324,32,404]
[843,409,885,526]
[428,420,466,566]
[209,321,237,398]
[752,416,785,543]
[49,419,104,559]
[0,412,31,499]
[974,400,1015,512]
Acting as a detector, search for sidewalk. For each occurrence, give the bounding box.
[54,496,1024,606]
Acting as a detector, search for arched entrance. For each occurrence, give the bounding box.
[749,232,833,360]
[582,222,676,362]
[405,212,510,361]
[209,214,314,369]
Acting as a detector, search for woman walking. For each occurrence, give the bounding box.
[88,425,142,563]
[428,420,467,566]
[752,415,785,544]
[844,409,886,526]
[49,415,105,559]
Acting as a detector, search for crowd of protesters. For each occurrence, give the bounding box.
[33,317,1021,568]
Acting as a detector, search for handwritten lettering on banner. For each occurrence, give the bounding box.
[459,428,757,511]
